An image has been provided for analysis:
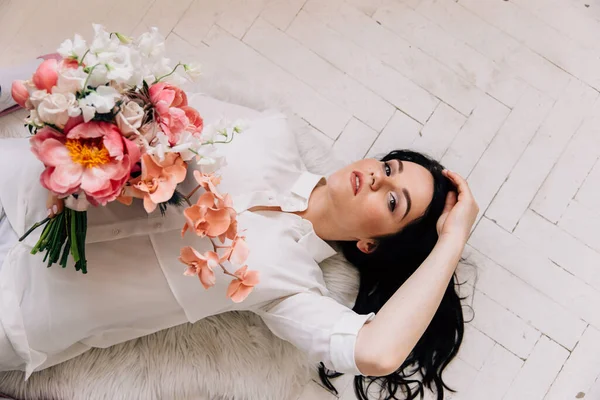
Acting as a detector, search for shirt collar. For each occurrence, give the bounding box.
[292,172,336,262]
[290,171,326,204]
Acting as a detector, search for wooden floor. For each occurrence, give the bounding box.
[1,1,600,399]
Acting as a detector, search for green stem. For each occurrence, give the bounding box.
[78,211,88,274]
[79,49,90,65]
[19,217,51,242]
[70,210,80,264]
[31,222,52,255]
[207,129,237,145]
[81,64,100,94]
[60,236,71,268]
[154,63,183,83]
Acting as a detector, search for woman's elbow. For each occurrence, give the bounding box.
[355,349,406,377]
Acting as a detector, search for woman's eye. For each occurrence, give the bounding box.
[388,194,396,212]
[384,162,391,176]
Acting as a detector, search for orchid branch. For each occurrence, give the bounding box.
[209,237,237,278]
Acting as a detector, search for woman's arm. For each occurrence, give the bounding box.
[355,170,479,376]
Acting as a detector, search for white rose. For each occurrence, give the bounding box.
[116,101,145,137]
[55,66,87,94]
[29,90,48,108]
[37,92,78,128]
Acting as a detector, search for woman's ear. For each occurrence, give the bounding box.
[356,239,378,254]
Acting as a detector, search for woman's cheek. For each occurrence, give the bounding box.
[361,200,385,234]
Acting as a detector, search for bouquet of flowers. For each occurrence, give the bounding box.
[11,25,259,302]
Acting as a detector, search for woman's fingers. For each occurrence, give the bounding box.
[444,170,473,197]
[443,190,457,213]
[46,192,64,218]
[443,170,479,212]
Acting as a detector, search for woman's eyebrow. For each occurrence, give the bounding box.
[395,159,403,173]
[402,188,411,220]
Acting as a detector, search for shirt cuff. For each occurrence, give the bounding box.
[329,311,375,375]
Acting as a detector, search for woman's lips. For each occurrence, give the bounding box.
[351,171,363,196]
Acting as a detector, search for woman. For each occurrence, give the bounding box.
[0,77,478,399]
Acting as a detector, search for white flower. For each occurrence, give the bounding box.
[85,63,110,87]
[79,85,121,122]
[183,63,201,81]
[115,101,145,136]
[195,145,227,174]
[96,46,135,84]
[200,118,245,144]
[146,131,172,161]
[64,192,91,212]
[90,24,119,54]
[37,92,79,128]
[232,119,249,133]
[106,61,134,83]
[29,90,48,108]
[170,131,202,162]
[80,104,96,123]
[125,50,144,87]
[57,34,88,61]
[26,110,43,127]
[55,66,87,94]
[142,57,173,84]
[136,27,165,59]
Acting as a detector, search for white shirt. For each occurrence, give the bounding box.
[0,95,374,378]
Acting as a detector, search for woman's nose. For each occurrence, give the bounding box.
[370,170,384,191]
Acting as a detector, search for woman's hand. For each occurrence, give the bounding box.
[436,170,479,245]
[46,192,64,218]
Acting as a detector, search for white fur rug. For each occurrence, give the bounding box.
[0,77,360,399]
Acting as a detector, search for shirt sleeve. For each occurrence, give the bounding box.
[256,291,375,375]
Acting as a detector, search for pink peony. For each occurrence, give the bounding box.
[11,80,30,108]
[149,82,193,145]
[30,122,140,206]
[32,59,59,93]
[149,82,188,113]
[181,106,203,135]
[159,107,189,145]
[226,265,260,303]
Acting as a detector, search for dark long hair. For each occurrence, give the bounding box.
[319,150,465,400]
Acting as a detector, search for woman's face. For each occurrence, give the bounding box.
[326,158,435,242]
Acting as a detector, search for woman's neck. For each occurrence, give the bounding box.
[296,183,354,242]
